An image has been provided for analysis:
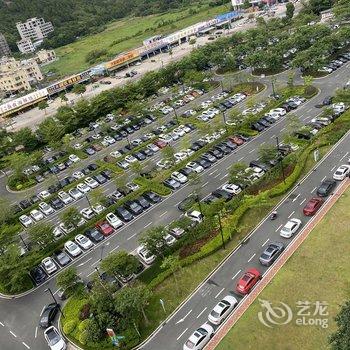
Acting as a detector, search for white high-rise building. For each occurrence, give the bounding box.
[16,17,54,42]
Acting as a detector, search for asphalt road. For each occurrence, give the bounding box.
[0,64,349,350]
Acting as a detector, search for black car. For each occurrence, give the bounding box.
[212,189,233,201]
[294,131,311,140]
[85,228,105,243]
[30,266,47,285]
[251,123,264,132]
[259,242,284,266]
[163,178,181,190]
[224,140,238,150]
[201,152,217,163]
[287,101,298,109]
[19,199,31,210]
[118,186,133,197]
[177,194,197,211]
[209,148,224,159]
[179,167,193,177]
[100,170,112,180]
[322,96,333,105]
[94,174,107,184]
[249,160,271,172]
[190,143,201,152]
[258,119,271,128]
[39,303,60,328]
[215,144,231,155]
[142,148,154,157]
[88,163,98,171]
[281,103,292,112]
[135,196,151,209]
[124,200,143,215]
[316,179,337,197]
[81,167,91,175]
[115,206,134,222]
[58,178,70,188]
[50,198,65,210]
[133,152,146,161]
[48,183,61,194]
[204,194,221,204]
[197,158,211,169]
[143,191,162,203]
[53,250,71,267]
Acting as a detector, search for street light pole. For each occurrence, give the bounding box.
[19,233,29,251]
[196,194,203,217]
[222,111,228,133]
[275,136,286,184]
[217,212,225,249]
[271,77,276,98]
[100,244,105,261]
[45,288,64,318]
[173,108,180,125]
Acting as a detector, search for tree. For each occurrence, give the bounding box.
[13,128,40,152]
[303,75,314,95]
[258,144,278,164]
[188,171,202,196]
[72,84,86,96]
[0,198,13,225]
[139,226,165,257]
[286,114,303,135]
[28,223,55,247]
[329,300,350,350]
[161,255,181,295]
[229,162,250,187]
[61,207,81,228]
[59,92,68,105]
[114,173,128,189]
[161,145,176,165]
[100,251,139,278]
[37,117,65,145]
[5,152,32,178]
[130,161,143,177]
[56,267,79,291]
[89,188,106,207]
[242,0,251,9]
[37,101,49,115]
[114,283,152,325]
[286,2,295,19]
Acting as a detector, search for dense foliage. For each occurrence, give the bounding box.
[0,0,219,51]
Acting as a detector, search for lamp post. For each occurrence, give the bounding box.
[222,111,228,133]
[271,77,277,98]
[173,108,180,125]
[45,287,64,317]
[276,136,286,184]
[217,212,225,249]
[196,194,203,217]
[19,233,29,251]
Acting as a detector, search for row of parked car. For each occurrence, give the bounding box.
[319,51,350,74]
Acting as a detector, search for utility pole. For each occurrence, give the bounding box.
[222,111,228,133]
[45,288,64,317]
[217,212,225,249]
[276,136,286,184]
[173,108,180,125]
[196,194,203,217]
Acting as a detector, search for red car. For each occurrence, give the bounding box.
[154,140,167,149]
[236,268,261,294]
[95,221,114,236]
[303,197,324,216]
[228,135,244,146]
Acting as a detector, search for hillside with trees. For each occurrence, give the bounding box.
[0,0,226,51]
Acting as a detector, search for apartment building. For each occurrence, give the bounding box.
[0,57,43,94]
[35,49,57,65]
[0,33,11,58]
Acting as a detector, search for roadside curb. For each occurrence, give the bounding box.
[204,179,350,350]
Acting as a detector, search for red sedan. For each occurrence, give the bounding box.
[95,221,114,236]
[154,140,167,149]
[303,197,324,216]
[236,268,261,295]
[228,135,244,145]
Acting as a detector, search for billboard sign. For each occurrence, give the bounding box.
[105,50,140,70]
[0,88,48,116]
[47,71,90,95]
[216,11,242,23]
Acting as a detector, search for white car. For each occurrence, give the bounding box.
[77,183,91,194]
[68,154,80,163]
[280,218,302,238]
[126,182,140,191]
[53,227,63,238]
[80,207,95,220]
[186,161,204,173]
[39,202,55,216]
[185,210,203,223]
[221,183,242,195]
[173,127,186,137]
[333,164,350,181]
[42,257,58,274]
[64,241,82,257]
[137,245,155,265]
[104,136,116,145]
[69,188,84,200]
[110,151,122,158]
[75,234,93,250]
[84,177,99,189]
[106,212,123,229]
[163,234,176,246]
[19,214,33,227]
[147,143,160,153]
[30,209,45,222]
[157,159,172,169]
[73,143,83,150]
[271,108,287,116]
[171,171,188,184]
[39,190,51,199]
[92,204,106,214]
[183,323,214,350]
[125,155,138,163]
[208,295,238,325]
[72,171,85,180]
[44,326,67,350]
[58,191,73,205]
[174,152,188,162]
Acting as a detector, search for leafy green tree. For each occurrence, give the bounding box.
[139,226,165,257]
[38,101,49,115]
[286,114,303,135]
[258,144,278,164]
[130,161,143,177]
[329,300,350,350]
[161,255,181,295]
[89,188,106,207]
[72,84,86,96]
[56,267,79,291]
[242,0,251,9]
[229,162,250,187]
[59,92,68,105]
[28,223,55,247]
[100,251,139,278]
[286,2,295,19]
[61,207,81,227]
[161,145,176,164]
[5,152,31,178]
[37,117,65,144]
[0,198,13,225]
[114,173,128,189]
[13,128,39,152]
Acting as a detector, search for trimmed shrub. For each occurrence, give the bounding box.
[63,320,77,335]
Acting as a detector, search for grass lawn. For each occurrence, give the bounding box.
[216,188,350,350]
[44,3,228,77]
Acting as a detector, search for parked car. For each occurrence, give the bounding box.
[208,295,238,325]
[95,221,114,236]
[106,212,124,229]
[64,241,82,257]
[259,242,284,266]
[333,164,350,181]
[42,257,58,274]
[183,323,214,350]
[137,245,156,265]
[44,326,67,350]
[75,234,93,250]
[236,268,261,294]
[30,266,47,285]
[85,228,105,243]
[39,303,60,328]
[316,179,337,197]
[280,218,302,238]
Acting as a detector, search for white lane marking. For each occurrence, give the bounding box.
[53,288,61,296]
[232,269,241,280]
[238,156,244,161]
[249,149,255,153]
[275,224,282,232]
[270,134,276,139]
[209,169,219,176]
[300,198,307,206]
[127,232,137,241]
[110,245,120,253]
[331,165,336,172]
[0,321,4,327]
[22,342,30,349]
[311,187,317,193]
[220,174,228,180]
[160,211,167,218]
[340,151,348,161]
[215,287,225,299]
[144,222,152,228]
[87,270,95,277]
[176,328,189,341]
[214,173,220,179]
[34,327,38,338]
[261,238,269,247]
[201,181,209,188]
[196,307,208,319]
[247,253,256,262]
[78,257,92,267]
[10,331,17,338]
[281,127,285,131]
[176,309,192,324]
[92,260,99,266]
[261,141,265,145]
[288,210,295,218]
[292,193,300,202]
[321,176,327,182]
